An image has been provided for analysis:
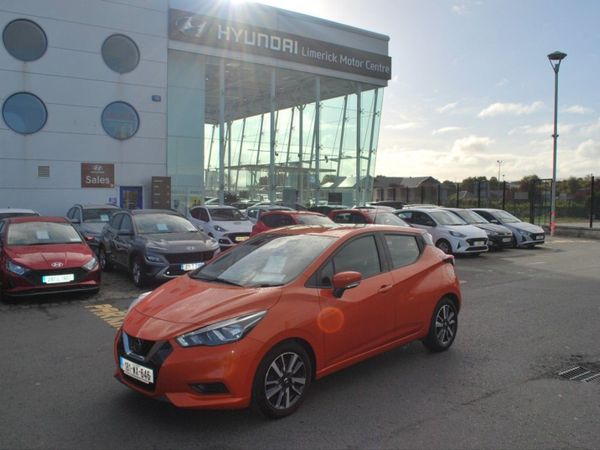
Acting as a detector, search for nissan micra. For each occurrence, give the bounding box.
[115,225,461,418]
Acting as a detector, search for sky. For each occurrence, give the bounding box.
[245,0,600,182]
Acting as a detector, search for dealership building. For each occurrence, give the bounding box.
[0,0,391,214]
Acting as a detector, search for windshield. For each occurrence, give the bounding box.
[134,214,197,234]
[451,210,488,224]
[192,234,334,287]
[492,210,521,223]
[7,222,83,246]
[0,212,38,220]
[83,208,116,222]
[209,208,246,221]
[373,213,409,226]
[295,215,334,225]
[429,210,468,226]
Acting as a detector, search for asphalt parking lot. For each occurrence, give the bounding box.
[1,237,599,450]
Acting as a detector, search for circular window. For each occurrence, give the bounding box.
[2,92,47,134]
[101,101,139,140]
[101,34,140,74]
[3,19,47,62]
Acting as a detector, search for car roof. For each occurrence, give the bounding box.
[269,224,424,239]
[3,216,69,224]
[0,208,38,214]
[192,204,238,210]
[78,204,121,209]
[261,210,324,217]
[129,209,181,215]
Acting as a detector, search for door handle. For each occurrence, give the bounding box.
[378,284,393,293]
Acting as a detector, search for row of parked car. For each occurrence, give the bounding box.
[0,201,544,301]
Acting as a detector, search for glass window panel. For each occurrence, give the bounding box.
[101,101,139,140]
[102,34,140,74]
[3,19,47,62]
[2,92,47,134]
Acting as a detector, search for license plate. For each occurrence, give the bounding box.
[42,274,74,284]
[236,236,249,242]
[535,234,544,240]
[181,262,204,271]
[502,237,512,242]
[120,357,154,384]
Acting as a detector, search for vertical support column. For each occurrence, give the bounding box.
[502,181,507,210]
[218,60,225,205]
[298,105,304,204]
[226,121,232,194]
[589,175,594,229]
[456,182,459,208]
[477,180,481,207]
[355,84,362,206]
[315,77,321,204]
[269,68,276,203]
[365,89,379,202]
[234,118,246,193]
[205,125,215,187]
[336,95,348,178]
[285,108,295,167]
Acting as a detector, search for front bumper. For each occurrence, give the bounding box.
[3,267,100,297]
[114,329,264,409]
[143,250,218,280]
[451,237,488,254]
[215,232,251,249]
[487,234,513,249]
[515,232,545,247]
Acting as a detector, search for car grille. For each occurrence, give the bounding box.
[117,331,173,392]
[23,268,89,285]
[466,238,487,246]
[164,251,214,264]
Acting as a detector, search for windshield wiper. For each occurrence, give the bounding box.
[192,274,243,287]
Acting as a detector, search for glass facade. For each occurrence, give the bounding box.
[2,92,47,134]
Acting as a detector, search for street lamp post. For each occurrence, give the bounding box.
[496,160,503,182]
[547,51,567,237]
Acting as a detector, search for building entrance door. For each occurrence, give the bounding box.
[120,186,143,209]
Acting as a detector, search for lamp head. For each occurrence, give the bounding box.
[547,51,567,72]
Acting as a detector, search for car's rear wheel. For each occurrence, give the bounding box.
[436,239,452,255]
[131,257,148,288]
[422,297,458,352]
[98,247,112,272]
[253,341,312,419]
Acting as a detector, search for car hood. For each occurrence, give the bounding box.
[446,224,488,238]
[5,244,94,270]
[127,275,282,339]
[80,222,106,235]
[141,232,218,252]
[473,223,512,234]
[509,222,544,234]
[210,220,253,233]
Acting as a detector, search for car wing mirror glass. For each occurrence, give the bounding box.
[332,271,362,298]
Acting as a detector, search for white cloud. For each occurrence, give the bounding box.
[384,122,419,130]
[452,3,467,14]
[436,102,458,113]
[432,126,462,135]
[478,101,544,118]
[509,123,575,136]
[495,78,509,88]
[576,139,600,158]
[452,135,493,154]
[563,105,593,114]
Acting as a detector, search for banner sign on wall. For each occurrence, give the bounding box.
[168,9,392,81]
[81,163,115,188]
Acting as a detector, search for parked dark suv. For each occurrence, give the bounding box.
[66,204,123,253]
[98,210,220,287]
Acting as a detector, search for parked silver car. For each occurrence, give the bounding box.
[188,205,252,249]
[443,207,513,250]
[395,207,488,255]
[471,208,545,248]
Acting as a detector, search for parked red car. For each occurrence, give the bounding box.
[115,225,461,418]
[329,208,410,227]
[250,210,334,236]
[0,216,100,300]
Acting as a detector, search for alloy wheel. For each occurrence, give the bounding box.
[434,304,456,346]
[264,351,307,411]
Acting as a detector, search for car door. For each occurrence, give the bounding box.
[316,234,395,366]
[381,232,427,337]
[113,214,134,267]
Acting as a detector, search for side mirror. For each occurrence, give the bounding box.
[70,218,81,224]
[490,219,500,224]
[332,271,362,298]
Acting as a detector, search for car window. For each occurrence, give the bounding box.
[332,212,351,224]
[473,210,493,222]
[429,210,466,226]
[110,213,124,229]
[67,208,75,219]
[295,214,333,226]
[209,208,244,221]
[350,213,368,224]
[247,208,258,219]
[262,214,282,228]
[373,213,408,226]
[396,211,412,222]
[199,208,210,222]
[133,214,197,234]
[120,215,133,233]
[280,215,295,226]
[412,212,435,226]
[6,221,83,245]
[384,234,420,269]
[332,235,381,279]
[83,208,114,222]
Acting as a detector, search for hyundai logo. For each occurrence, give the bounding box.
[175,16,207,37]
[51,262,64,268]
[186,246,196,251]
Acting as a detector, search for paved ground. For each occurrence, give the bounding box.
[1,238,599,449]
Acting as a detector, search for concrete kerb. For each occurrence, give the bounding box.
[542,224,600,240]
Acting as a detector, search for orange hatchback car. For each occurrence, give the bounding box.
[115,225,461,418]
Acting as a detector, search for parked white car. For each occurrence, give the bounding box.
[395,207,489,255]
[188,205,252,249]
[471,208,545,248]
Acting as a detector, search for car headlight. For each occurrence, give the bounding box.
[145,252,165,263]
[127,291,152,313]
[7,260,28,276]
[449,230,466,238]
[176,311,267,347]
[82,257,98,271]
[213,224,227,232]
[486,230,498,236]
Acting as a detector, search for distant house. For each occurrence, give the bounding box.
[373,176,441,204]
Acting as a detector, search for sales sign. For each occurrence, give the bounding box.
[81,163,115,188]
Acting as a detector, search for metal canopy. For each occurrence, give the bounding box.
[204,57,378,124]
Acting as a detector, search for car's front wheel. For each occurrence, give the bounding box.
[436,239,453,255]
[253,341,312,419]
[98,246,112,272]
[131,257,148,288]
[422,297,458,352]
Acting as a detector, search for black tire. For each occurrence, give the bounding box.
[422,297,458,353]
[436,239,453,255]
[512,235,518,248]
[131,256,148,288]
[98,246,112,272]
[253,341,312,419]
